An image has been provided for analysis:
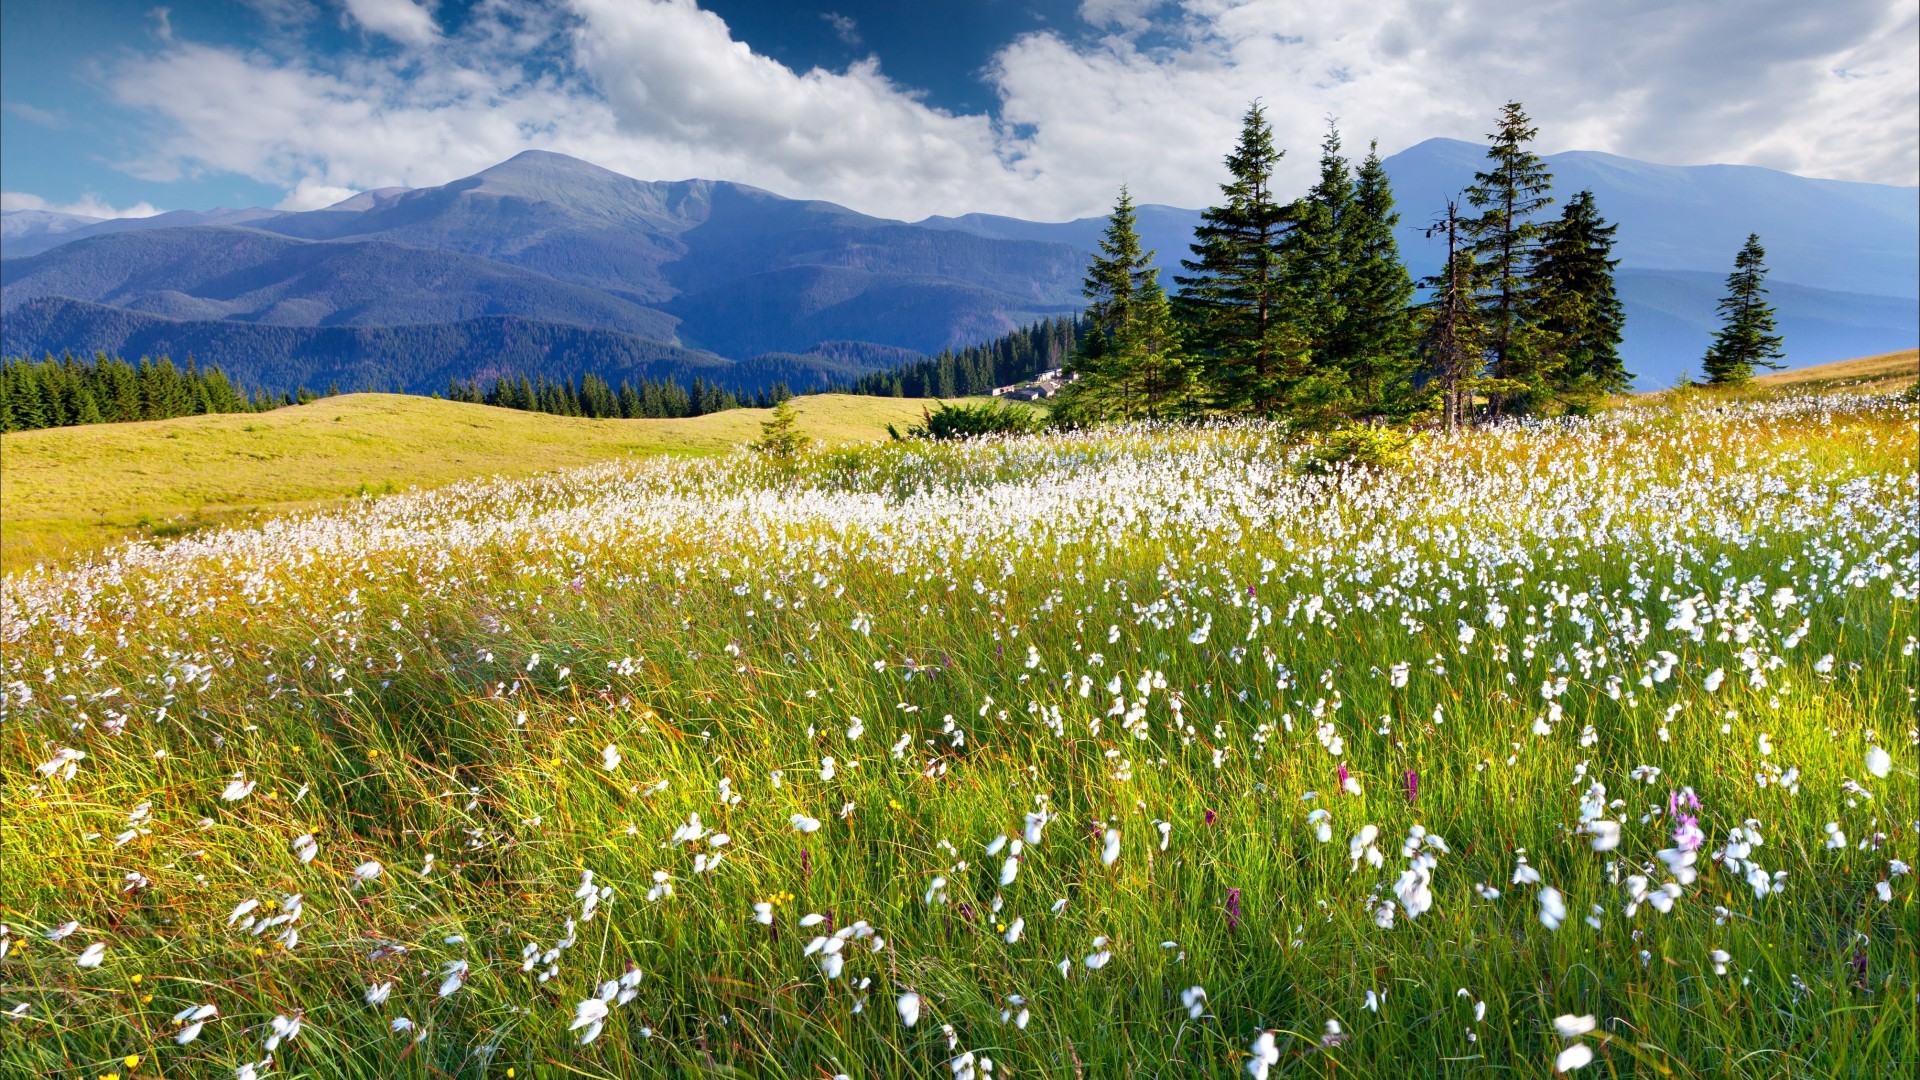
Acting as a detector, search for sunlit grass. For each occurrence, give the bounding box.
[1,391,1914,1079]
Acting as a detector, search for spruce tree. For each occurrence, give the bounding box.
[1279,124,1355,372]
[1176,102,1296,415]
[1335,141,1418,412]
[1082,185,1153,346]
[1065,185,1196,420]
[1465,101,1554,410]
[1421,198,1488,432]
[1533,190,1628,401]
[1702,233,1786,384]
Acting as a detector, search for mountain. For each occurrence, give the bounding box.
[1,225,679,339]
[1,206,289,258]
[4,145,1912,392]
[2,209,107,244]
[0,297,885,395]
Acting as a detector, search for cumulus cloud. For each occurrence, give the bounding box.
[0,191,164,218]
[339,0,439,45]
[95,0,1917,221]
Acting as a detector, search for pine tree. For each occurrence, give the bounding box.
[1064,186,1196,421]
[1702,233,1786,384]
[752,397,810,460]
[1176,102,1297,415]
[1081,185,1153,346]
[1279,124,1355,374]
[1333,141,1418,412]
[1421,198,1488,432]
[1465,101,1555,410]
[1533,190,1628,401]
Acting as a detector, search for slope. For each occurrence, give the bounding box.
[0,392,954,572]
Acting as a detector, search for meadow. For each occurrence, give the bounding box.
[0,393,956,572]
[1,387,1914,1079]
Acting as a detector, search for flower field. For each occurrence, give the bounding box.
[3,393,1914,1078]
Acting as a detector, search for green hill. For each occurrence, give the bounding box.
[0,392,946,571]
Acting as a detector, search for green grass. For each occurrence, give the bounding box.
[0,390,1913,1080]
[0,393,957,573]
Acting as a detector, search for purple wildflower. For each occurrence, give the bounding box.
[1672,815,1705,852]
[1204,808,1217,826]
[1337,763,1350,793]
[1404,769,1419,804]
[1225,887,1243,932]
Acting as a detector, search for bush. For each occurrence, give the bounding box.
[902,400,1042,440]
[1299,424,1413,474]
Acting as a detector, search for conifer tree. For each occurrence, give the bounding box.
[1533,190,1628,401]
[1421,198,1488,432]
[1065,186,1197,421]
[752,397,810,460]
[1465,101,1554,411]
[1334,141,1419,412]
[1279,124,1355,373]
[1176,102,1297,415]
[1702,233,1786,384]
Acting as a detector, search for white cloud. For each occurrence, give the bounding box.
[96,0,1917,222]
[339,0,440,46]
[0,191,164,219]
[821,12,861,47]
[275,178,361,210]
[3,102,67,128]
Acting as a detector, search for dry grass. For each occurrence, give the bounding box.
[0,393,955,572]
[1752,349,1917,393]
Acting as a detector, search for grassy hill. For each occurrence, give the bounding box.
[5,351,1906,575]
[0,393,954,571]
[1752,347,1916,393]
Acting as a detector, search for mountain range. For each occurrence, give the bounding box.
[4,140,1914,392]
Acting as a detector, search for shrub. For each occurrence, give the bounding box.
[904,400,1042,440]
[1299,424,1413,474]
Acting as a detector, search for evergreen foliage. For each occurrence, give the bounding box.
[1176,102,1300,416]
[843,317,1084,398]
[1058,187,1198,421]
[444,372,783,419]
[897,400,1043,440]
[1702,234,1787,384]
[751,397,811,460]
[1278,125,1356,382]
[1335,143,1421,412]
[1533,190,1629,403]
[1464,101,1556,410]
[1,352,275,433]
[1419,199,1491,433]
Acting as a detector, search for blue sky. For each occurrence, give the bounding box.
[3,0,1914,222]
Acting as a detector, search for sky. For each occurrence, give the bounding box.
[2,0,1915,223]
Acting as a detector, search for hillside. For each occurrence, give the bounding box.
[0,392,950,571]
[3,390,1909,1078]
[1751,347,1916,392]
[0,298,878,396]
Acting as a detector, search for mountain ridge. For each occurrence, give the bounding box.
[4,141,1913,390]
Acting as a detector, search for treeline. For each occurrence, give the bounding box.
[0,351,802,433]
[443,372,792,419]
[1058,102,1636,430]
[0,353,286,433]
[843,316,1085,398]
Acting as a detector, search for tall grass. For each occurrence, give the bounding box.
[2,393,1914,1079]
